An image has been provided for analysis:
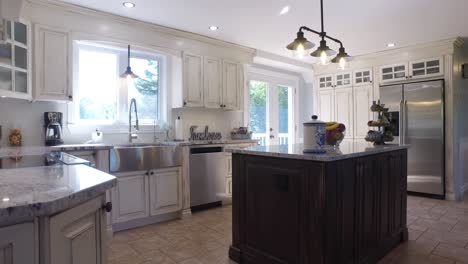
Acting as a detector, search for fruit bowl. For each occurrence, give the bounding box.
[326,122,346,147]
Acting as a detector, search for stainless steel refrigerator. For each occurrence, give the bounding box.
[380,79,445,198]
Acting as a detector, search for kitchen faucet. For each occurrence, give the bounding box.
[129,98,139,143]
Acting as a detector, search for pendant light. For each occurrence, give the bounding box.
[285,0,352,68]
[120,45,139,79]
[286,31,315,58]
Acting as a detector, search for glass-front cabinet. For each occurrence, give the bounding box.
[379,63,408,84]
[334,72,352,88]
[353,68,372,86]
[318,74,333,89]
[0,18,31,100]
[409,57,444,79]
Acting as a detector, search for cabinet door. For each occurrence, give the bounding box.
[111,171,149,223]
[203,57,222,108]
[379,63,408,84]
[409,57,444,79]
[0,223,36,264]
[354,85,373,138]
[318,89,334,122]
[34,24,70,101]
[226,177,232,196]
[222,60,241,110]
[334,72,352,88]
[49,196,106,264]
[183,53,204,107]
[317,74,334,89]
[149,167,182,216]
[353,68,373,86]
[334,88,354,138]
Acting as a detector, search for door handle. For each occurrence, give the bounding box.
[270,135,275,139]
[403,100,408,144]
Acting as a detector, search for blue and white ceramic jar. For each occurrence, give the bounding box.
[303,115,326,154]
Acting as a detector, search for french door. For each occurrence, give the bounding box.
[248,78,295,146]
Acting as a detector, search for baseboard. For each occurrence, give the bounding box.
[112,211,182,232]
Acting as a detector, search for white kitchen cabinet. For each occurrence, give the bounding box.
[226,177,232,196]
[0,222,36,264]
[409,57,444,79]
[182,52,204,107]
[203,57,222,108]
[379,63,408,84]
[353,68,373,86]
[49,196,106,264]
[111,171,149,223]
[149,167,182,216]
[334,72,352,88]
[222,60,241,110]
[34,24,71,101]
[317,89,334,122]
[0,19,32,101]
[317,74,334,89]
[334,87,354,138]
[354,85,373,138]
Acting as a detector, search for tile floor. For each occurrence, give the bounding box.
[109,195,468,264]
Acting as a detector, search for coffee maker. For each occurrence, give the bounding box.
[44,112,64,146]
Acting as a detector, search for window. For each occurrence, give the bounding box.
[74,41,164,126]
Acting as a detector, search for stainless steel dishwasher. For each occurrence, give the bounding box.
[189,146,226,211]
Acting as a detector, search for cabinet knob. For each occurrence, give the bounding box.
[183,101,187,106]
[68,95,73,100]
[150,171,154,175]
[145,171,149,176]
[102,202,112,213]
[220,104,223,107]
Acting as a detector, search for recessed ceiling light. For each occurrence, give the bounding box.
[209,26,219,31]
[123,2,135,8]
[0,96,6,98]
[280,5,290,15]
[2,197,9,202]
[387,42,396,48]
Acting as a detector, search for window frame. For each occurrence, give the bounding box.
[69,40,166,132]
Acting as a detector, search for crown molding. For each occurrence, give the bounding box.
[25,0,256,55]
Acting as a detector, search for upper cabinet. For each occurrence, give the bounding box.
[34,24,71,102]
[334,72,352,88]
[222,60,241,110]
[380,57,444,84]
[0,19,31,100]
[318,74,333,89]
[178,52,243,110]
[182,52,204,107]
[353,68,373,86]
[409,57,444,79]
[203,57,222,108]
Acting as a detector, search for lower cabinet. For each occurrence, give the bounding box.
[149,167,183,216]
[0,223,36,264]
[111,171,149,223]
[111,167,183,230]
[49,196,107,264]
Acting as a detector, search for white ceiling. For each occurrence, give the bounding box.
[59,0,468,63]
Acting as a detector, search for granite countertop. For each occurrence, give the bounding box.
[0,164,116,225]
[226,141,409,162]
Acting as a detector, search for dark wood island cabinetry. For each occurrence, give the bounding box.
[227,143,408,264]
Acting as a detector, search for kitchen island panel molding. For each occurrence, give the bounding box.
[229,148,408,264]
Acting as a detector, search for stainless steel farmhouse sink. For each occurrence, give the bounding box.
[110,145,182,173]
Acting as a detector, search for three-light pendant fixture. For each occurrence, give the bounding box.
[286,0,352,69]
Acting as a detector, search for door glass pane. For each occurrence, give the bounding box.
[344,79,351,85]
[278,85,291,145]
[356,78,362,83]
[356,72,362,77]
[382,67,392,74]
[337,75,343,80]
[427,60,439,67]
[363,77,370,83]
[383,74,393,80]
[337,80,343,86]
[395,72,405,78]
[0,43,12,65]
[249,80,267,145]
[0,66,12,91]
[14,71,27,93]
[14,22,27,45]
[426,68,440,74]
[14,45,27,69]
[320,83,325,88]
[363,71,370,76]
[6,21,11,40]
[326,76,331,81]
[394,65,405,72]
[413,62,424,69]
[413,69,425,76]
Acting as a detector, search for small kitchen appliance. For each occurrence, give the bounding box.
[303,115,326,153]
[44,112,64,146]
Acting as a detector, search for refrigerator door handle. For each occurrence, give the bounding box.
[399,99,404,144]
[403,100,408,144]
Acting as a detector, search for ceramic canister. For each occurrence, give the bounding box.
[303,115,326,153]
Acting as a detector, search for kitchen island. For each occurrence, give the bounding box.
[227,142,409,264]
[0,160,116,264]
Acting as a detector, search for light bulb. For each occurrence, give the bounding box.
[339,57,347,70]
[320,50,328,65]
[294,43,306,58]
